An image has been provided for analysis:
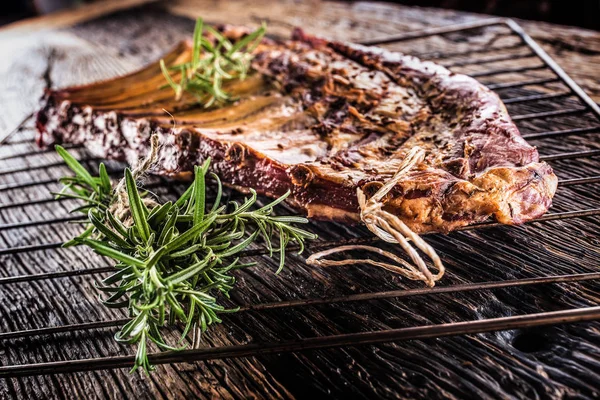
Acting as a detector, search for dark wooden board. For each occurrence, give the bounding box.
[1,3,599,399]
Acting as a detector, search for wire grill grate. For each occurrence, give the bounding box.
[0,18,599,378]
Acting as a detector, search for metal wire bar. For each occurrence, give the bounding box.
[0,167,123,192]
[521,126,600,140]
[0,265,113,285]
[1,306,598,378]
[468,64,546,78]
[457,208,600,231]
[0,197,69,211]
[0,318,128,341]
[0,159,101,177]
[0,216,83,232]
[359,18,507,46]
[502,92,571,105]
[512,107,589,121]
[0,177,60,192]
[1,136,36,146]
[486,77,560,90]
[414,42,526,62]
[0,238,286,257]
[0,145,82,162]
[559,176,600,187]
[442,52,535,68]
[0,242,63,256]
[241,273,600,311]
[540,149,600,162]
[2,271,599,341]
[0,181,165,210]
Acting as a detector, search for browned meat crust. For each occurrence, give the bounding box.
[36,27,557,233]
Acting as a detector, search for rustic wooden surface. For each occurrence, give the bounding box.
[0,1,599,399]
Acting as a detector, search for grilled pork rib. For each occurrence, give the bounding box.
[37,27,557,233]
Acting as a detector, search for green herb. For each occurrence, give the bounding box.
[55,148,316,374]
[53,146,115,246]
[161,17,267,107]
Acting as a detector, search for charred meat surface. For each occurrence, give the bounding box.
[36,27,558,233]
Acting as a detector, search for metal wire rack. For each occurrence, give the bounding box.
[0,18,599,378]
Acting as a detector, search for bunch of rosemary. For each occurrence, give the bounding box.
[54,146,316,374]
[161,18,266,106]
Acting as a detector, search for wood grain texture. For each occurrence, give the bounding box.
[0,2,599,399]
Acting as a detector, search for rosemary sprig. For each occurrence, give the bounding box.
[161,18,267,107]
[52,146,114,246]
[55,148,316,374]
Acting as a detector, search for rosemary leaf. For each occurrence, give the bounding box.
[125,168,150,242]
[80,238,146,268]
[55,145,97,191]
[192,165,206,225]
[161,17,266,106]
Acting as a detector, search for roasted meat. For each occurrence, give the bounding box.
[36,27,558,233]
